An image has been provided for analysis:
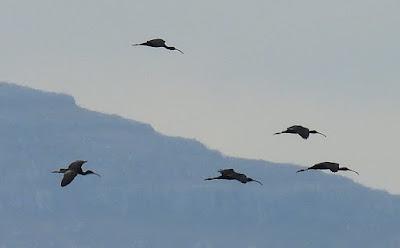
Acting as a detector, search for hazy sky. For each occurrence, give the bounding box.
[1,0,399,193]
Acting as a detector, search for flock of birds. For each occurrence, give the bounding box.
[52,39,359,187]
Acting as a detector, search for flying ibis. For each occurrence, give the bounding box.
[132,38,184,54]
[297,162,359,175]
[205,169,262,185]
[52,160,100,187]
[274,125,326,139]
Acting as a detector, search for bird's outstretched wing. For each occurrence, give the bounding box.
[218,169,235,176]
[61,170,78,187]
[287,125,302,131]
[235,173,247,183]
[68,160,86,170]
[150,38,166,45]
[312,162,338,170]
[298,129,310,139]
[288,126,309,139]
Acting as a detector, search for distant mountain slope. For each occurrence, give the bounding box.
[0,82,399,248]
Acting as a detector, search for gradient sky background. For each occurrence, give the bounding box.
[1,0,399,193]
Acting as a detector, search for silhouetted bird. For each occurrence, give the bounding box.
[52,160,100,187]
[297,162,359,175]
[205,169,262,185]
[274,125,326,139]
[132,38,184,54]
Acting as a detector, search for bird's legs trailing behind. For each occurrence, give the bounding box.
[204,176,223,181]
[296,168,309,173]
[52,168,68,173]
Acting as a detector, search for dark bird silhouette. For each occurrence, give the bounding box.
[52,160,100,187]
[132,38,184,54]
[205,169,262,185]
[297,162,359,175]
[274,125,326,139]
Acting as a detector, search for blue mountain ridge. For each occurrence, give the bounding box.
[0,82,399,248]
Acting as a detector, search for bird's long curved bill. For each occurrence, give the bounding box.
[93,172,101,177]
[316,131,327,137]
[349,169,359,175]
[274,132,283,135]
[253,180,263,185]
[176,48,184,54]
[131,43,141,46]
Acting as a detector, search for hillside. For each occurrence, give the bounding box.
[0,82,399,248]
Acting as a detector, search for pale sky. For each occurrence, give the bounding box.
[1,0,399,193]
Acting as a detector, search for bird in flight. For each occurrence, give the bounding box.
[274,125,326,139]
[297,162,359,175]
[205,169,262,185]
[132,38,184,54]
[52,160,100,187]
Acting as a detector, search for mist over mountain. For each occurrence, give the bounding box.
[0,82,399,248]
